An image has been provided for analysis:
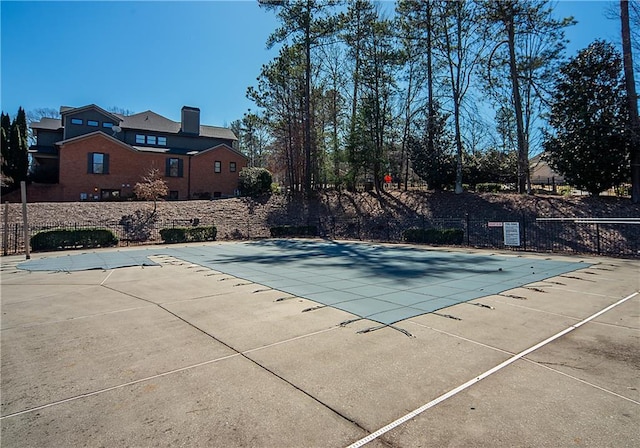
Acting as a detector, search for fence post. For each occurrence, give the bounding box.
[21,181,30,259]
[596,223,601,255]
[3,202,8,256]
[465,213,470,246]
[521,213,527,251]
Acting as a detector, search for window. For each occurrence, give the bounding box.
[87,152,109,174]
[87,120,99,127]
[166,158,183,177]
[157,136,167,146]
[101,189,120,200]
[214,161,221,173]
[71,118,83,125]
[147,135,157,145]
[230,162,237,173]
[168,191,179,200]
[103,122,113,128]
[136,134,145,144]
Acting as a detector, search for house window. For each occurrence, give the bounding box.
[101,189,120,200]
[168,191,179,200]
[214,161,221,173]
[87,120,99,127]
[136,134,145,144]
[166,158,183,177]
[230,162,237,173]
[147,135,157,145]
[103,122,113,128]
[88,152,109,174]
[157,136,167,146]
[71,118,83,125]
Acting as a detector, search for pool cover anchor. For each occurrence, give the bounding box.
[433,312,462,321]
[357,324,414,338]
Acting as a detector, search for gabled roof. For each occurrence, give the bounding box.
[194,143,248,160]
[60,104,122,123]
[56,130,136,152]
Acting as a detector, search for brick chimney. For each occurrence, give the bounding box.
[181,106,200,135]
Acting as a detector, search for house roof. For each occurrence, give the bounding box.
[32,104,237,141]
[60,104,122,123]
[56,131,136,152]
[120,110,237,140]
[530,153,565,184]
[30,117,63,131]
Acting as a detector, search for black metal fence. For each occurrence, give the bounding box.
[2,215,638,258]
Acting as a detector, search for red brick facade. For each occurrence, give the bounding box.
[54,133,247,202]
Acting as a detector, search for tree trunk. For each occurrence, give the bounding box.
[303,1,312,194]
[507,11,529,194]
[621,0,640,203]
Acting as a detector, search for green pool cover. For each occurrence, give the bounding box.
[18,240,588,325]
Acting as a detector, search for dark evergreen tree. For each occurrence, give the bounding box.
[1,112,11,187]
[544,40,630,196]
[408,103,455,190]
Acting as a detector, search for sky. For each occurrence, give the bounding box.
[0,0,625,127]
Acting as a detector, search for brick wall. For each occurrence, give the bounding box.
[56,133,246,201]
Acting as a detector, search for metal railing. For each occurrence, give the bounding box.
[2,215,638,258]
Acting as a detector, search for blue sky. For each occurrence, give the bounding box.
[1,0,624,127]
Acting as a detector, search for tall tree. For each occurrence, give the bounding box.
[544,41,630,196]
[396,0,438,191]
[260,0,340,194]
[437,0,486,194]
[342,0,379,190]
[485,0,573,194]
[348,9,399,192]
[249,44,306,190]
[620,0,640,202]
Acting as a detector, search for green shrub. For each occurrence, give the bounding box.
[238,167,273,197]
[30,229,118,252]
[159,226,217,244]
[476,183,502,193]
[403,228,464,245]
[270,225,317,238]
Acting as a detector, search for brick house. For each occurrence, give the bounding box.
[29,104,247,201]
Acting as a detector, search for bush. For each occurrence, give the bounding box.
[160,226,217,244]
[239,167,273,197]
[30,229,118,252]
[270,225,317,238]
[476,183,502,193]
[403,228,464,245]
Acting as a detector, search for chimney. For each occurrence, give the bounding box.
[181,106,200,135]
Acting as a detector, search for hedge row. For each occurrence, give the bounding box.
[30,229,119,251]
[270,225,317,238]
[403,228,464,245]
[159,226,217,244]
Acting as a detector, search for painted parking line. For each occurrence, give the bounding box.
[346,291,639,448]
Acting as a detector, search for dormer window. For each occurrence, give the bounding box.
[136,134,145,144]
[103,122,113,128]
[158,136,167,146]
[87,120,99,127]
[147,136,157,145]
[71,118,83,125]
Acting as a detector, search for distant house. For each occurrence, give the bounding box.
[530,153,565,187]
[28,104,247,202]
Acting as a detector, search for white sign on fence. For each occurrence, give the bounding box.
[503,222,521,246]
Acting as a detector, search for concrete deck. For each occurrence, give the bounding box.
[1,242,638,447]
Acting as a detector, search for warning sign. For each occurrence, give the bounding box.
[503,222,521,246]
